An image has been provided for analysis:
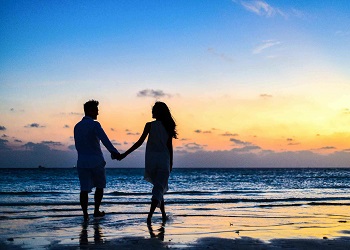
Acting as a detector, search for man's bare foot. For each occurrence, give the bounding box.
[93,211,105,218]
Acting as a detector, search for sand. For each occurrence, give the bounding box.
[1,205,350,249]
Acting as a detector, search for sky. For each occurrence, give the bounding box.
[1,0,350,168]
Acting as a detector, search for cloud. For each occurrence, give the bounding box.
[1,142,77,168]
[232,145,261,152]
[111,140,122,146]
[253,40,281,54]
[183,142,205,151]
[234,0,287,18]
[175,149,350,168]
[194,130,212,134]
[2,134,8,138]
[230,138,252,146]
[25,123,45,128]
[260,94,273,98]
[0,138,11,150]
[23,142,50,151]
[127,132,140,136]
[69,112,84,116]
[0,126,6,131]
[137,89,172,99]
[41,141,63,147]
[64,125,70,128]
[1,143,350,168]
[207,48,234,62]
[318,146,337,150]
[14,139,22,143]
[221,132,239,137]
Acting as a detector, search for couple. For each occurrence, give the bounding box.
[73,100,177,225]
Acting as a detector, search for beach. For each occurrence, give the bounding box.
[1,168,350,249]
[1,204,350,249]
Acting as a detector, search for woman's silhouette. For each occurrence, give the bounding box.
[118,102,177,224]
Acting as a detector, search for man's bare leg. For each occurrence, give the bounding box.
[80,191,89,221]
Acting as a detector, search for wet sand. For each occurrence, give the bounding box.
[1,205,350,249]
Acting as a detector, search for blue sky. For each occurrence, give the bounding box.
[1,0,350,168]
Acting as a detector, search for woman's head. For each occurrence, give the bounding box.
[152,102,170,119]
[152,102,178,139]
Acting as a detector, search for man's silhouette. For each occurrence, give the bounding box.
[74,100,120,221]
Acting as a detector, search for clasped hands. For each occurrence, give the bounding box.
[111,152,126,161]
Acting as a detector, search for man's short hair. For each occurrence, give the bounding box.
[84,100,99,114]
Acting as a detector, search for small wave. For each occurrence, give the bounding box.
[0,191,67,195]
[1,197,350,207]
[106,190,264,196]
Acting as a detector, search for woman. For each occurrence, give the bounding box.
[119,102,177,224]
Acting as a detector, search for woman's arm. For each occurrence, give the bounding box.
[122,122,151,158]
[167,136,173,172]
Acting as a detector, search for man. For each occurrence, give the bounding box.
[74,100,120,221]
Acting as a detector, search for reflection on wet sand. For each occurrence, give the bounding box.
[148,223,165,241]
[79,220,104,246]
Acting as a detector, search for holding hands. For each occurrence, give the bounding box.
[111,152,127,161]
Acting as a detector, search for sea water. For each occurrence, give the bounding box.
[1,168,350,248]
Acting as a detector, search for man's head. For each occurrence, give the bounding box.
[84,100,99,120]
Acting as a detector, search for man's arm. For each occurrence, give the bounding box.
[95,122,119,154]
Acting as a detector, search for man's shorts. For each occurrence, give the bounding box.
[77,166,106,193]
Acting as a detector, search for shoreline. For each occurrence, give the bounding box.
[3,233,350,249]
[2,209,350,250]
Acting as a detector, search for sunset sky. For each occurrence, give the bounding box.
[1,0,350,168]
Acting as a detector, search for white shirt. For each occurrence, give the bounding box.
[74,116,119,168]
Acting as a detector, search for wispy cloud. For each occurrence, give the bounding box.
[232,145,261,152]
[260,93,273,98]
[253,40,281,54]
[0,126,6,131]
[126,132,140,136]
[234,0,286,18]
[230,138,252,146]
[137,89,172,99]
[41,141,63,147]
[221,132,239,137]
[194,129,211,134]
[318,146,337,150]
[111,140,122,146]
[25,123,45,128]
[183,142,205,151]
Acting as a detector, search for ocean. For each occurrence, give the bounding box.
[1,168,350,249]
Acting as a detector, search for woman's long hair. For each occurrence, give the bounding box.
[152,102,178,139]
